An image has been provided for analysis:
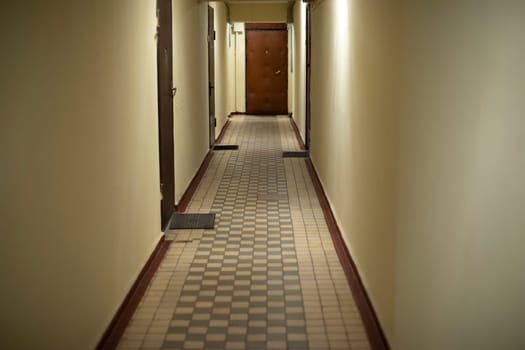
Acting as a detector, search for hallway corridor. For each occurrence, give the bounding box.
[3,1,525,349]
[117,117,370,350]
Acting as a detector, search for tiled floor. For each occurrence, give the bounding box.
[117,116,370,350]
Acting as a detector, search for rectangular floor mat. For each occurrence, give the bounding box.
[282,151,309,158]
[258,193,289,201]
[169,213,216,230]
[213,144,239,150]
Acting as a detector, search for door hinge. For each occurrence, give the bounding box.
[208,31,216,42]
[214,117,217,127]
[160,183,164,200]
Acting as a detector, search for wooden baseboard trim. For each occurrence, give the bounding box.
[304,159,390,350]
[289,118,306,150]
[96,236,171,350]
[229,112,246,117]
[215,119,231,144]
[175,151,214,213]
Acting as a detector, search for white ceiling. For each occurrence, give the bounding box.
[224,0,294,4]
[222,0,296,11]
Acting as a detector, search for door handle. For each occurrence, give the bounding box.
[275,70,281,75]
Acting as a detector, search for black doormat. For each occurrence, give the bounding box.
[213,144,239,150]
[282,151,309,158]
[169,213,216,230]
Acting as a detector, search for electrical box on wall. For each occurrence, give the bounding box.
[233,22,244,33]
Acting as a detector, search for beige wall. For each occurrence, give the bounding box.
[211,2,230,132]
[287,23,295,116]
[232,23,246,113]
[226,23,237,114]
[310,0,400,340]
[230,3,288,23]
[0,1,161,349]
[172,1,210,202]
[310,0,525,349]
[394,2,525,349]
[226,22,237,115]
[292,1,307,140]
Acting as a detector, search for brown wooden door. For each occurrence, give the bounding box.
[246,23,288,115]
[157,0,175,229]
[208,6,216,147]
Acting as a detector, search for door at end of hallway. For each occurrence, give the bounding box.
[245,23,288,115]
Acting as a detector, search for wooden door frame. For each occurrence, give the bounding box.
[156,0,175,230]
[245,23,289,115]
[305,3,312,149]
[208,6,216,148]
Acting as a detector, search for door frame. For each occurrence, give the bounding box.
[208,6,216,148]
[156,0,175,230]
[305,3,312,149]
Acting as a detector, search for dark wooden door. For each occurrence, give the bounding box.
[157,0,175,229]
[245,23,288,115]
[208,6,216,147]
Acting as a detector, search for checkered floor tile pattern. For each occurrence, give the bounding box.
[117,116,371,350]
